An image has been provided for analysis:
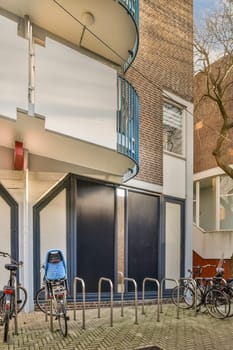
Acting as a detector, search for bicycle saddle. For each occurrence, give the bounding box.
[5,264,18,271]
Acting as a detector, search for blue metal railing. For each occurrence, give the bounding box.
[117,75,139,179]
[119,0,139,26]
[118,0,139,72]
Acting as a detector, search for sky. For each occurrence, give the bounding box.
[194,0,218,24]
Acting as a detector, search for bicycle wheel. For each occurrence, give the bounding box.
[2,293,13,343]
[171,285,194,309]
[224,283,233,317]
[195,285,206,310]
[16,285,27,313]
[205,288,230,319]
[3,313,9,342]
[57,302,68,337]
[35,287,55,316]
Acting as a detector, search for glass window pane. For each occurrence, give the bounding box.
[199,178,216,231]
[220,176,233,229]
[163,102,184,155]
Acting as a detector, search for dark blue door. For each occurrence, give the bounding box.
[76,180,115,293]
[127,191,159,291]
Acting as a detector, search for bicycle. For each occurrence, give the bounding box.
[171,264,231,319]
[36,249,69,337]
[171,264,214,309]
[36,266,56,316]
[0,251,27,342]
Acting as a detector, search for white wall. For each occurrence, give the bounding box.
[165,202,181,288]
[0,196,11,287]
[0,15,117,150]
[193,224,233,259]
[40,189,66,281]
[35,38,117,149]
[163,154,186,198]
[0,15,27,119]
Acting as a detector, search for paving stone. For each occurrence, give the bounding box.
[0,305,232,349]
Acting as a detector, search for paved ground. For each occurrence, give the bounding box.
[1,304,233,350]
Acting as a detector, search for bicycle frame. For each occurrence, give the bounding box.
[44,279,68,336]
[0,251,27,342]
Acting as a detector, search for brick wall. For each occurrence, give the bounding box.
[127,0,193,185]
[194,70,233,173]
[193,250,231,279]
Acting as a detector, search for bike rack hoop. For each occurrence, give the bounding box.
[179,277,197,316]
[98,277,113,327]
[73,277,86,329]
[142,277,160,322]
[123,277,138,325]
[160,278,179,319]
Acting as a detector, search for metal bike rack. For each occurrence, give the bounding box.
[98,277,113,327]
[14,287,18,334]
[118,271,124,317]
[73,277,86,329]
[123,277,138,325]
[142,277,160,322]
[44,288,49,322]
[179,277,197,316]
[49,298,54,332]
[160,278,179,319]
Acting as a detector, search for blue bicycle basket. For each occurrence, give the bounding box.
[44,249,67,281]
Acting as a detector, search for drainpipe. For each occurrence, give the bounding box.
[26,16,35,116]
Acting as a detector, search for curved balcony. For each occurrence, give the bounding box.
[117,75,139,181]
[119,0,139,71]
[0,0,139,71]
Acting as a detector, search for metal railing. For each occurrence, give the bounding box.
[117,75,139,180]
[98,277,114,327]
[122,277,138,324]
[73,277,86,329]
[119,0,139,25]
[118,0,139,72]
[118,272,124,317]
[142,278,160,322]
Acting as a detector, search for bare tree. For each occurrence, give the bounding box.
[194,0,233,179]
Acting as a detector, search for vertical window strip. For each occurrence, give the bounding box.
[163,101,184,156]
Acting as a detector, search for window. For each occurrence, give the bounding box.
[194,175,233,231]
[220,176,233,229]
[199,178,216,231]
[163,101,184,156]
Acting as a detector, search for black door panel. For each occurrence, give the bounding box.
[127,191,159,291]
[76,180,115,293]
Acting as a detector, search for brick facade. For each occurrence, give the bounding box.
[127,0,193,185]
[194,70,233,173]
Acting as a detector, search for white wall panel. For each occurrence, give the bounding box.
[165,202,181,288]
[35,38,117,149]
[0,196,11,287]
[40,189,66,273]
[163,154,186,198]
[0,15,27,119]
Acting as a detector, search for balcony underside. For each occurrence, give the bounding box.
[0,0,137,70]
[0,110,136,183]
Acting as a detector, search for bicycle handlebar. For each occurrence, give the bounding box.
[193,264,216,269]
[0,251,23,266]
